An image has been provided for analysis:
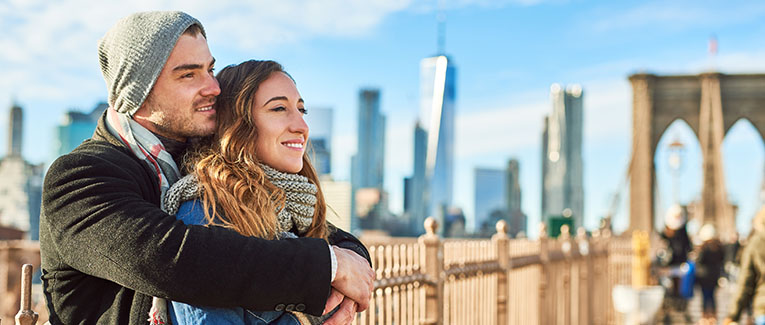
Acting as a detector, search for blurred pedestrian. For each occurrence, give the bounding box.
[657,204,693,324]
[696,223,724,322]
[723,231,741,279]
[724,207,765,325]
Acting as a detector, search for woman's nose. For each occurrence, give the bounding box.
[290,110,309,135]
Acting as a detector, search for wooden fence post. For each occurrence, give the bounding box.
[559,225,572,325]
[576,227,592,325]
[14,264,37,325]
[419,217,442,325]
[537,222,549,325]
[492,220,509,325]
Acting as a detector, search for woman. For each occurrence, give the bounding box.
[695,223,724,323]
[161,60,357,324]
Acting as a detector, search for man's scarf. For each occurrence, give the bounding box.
[104,107,182,324]
[105,107,181,210]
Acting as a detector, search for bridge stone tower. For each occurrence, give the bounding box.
[629,73,765,236]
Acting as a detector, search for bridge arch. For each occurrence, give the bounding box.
[629,73,765,236]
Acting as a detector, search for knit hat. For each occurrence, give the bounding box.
[664,204,685,230]
[698,223,716,242]
[98,11,206,116]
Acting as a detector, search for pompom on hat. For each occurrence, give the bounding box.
[98,11,206,117]
[664,204,686,230]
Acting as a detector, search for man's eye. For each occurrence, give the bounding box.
[181,73,194,79]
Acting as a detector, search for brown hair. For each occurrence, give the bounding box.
[188,60,328,240]
[182,24,204,38]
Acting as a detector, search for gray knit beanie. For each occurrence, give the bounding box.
[98,11,206,116]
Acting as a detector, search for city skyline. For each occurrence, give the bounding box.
[1,1,765,236]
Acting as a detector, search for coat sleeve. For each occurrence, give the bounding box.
[42,148,331,315]
[728,243,757,321]
[327,223,371,266]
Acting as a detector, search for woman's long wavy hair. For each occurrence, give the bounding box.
[188,60,328,241]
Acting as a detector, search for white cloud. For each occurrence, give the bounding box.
[0,0,416,104]
[455,101,547,158]
[588,1,765,32]
[409,0,557,12]
[582,79,632,144]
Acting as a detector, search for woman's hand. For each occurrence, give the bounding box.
[323,291,358,325]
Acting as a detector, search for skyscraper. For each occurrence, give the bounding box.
[351,88,386,230]
[405,122,427,233]
[506,159,527,237]
[418,55,456,234]
[8,102,22,157]
[54,102,107,158]
[0,102,44,239]
[304,107,333,175]
[541,84,584,228]
[473,167,506,234]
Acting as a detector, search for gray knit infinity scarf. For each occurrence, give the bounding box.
[163,163,317,235]
[259,164,317,235]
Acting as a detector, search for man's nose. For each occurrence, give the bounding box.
[201,73,221,97]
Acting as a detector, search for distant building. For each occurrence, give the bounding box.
[541,84,584,228]
[351,88,386,231]
[473,167,506,233]
[405,122,428,233]
[444,207,466,238]
[8,103,22,157]
[54,102,107,158]
[417,55,456,235]
[304,107,333,175]
[320,177,352,233]
[0,102,44,240]
[506,159,527,237]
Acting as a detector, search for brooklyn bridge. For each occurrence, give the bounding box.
[0,72,763,324]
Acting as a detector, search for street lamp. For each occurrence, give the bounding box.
[667,137,686,204]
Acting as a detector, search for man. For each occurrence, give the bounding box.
[724,207,765,325]
[40,11,374,324]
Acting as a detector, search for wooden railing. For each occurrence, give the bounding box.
[0,220,632,325]
[358,218,632,325]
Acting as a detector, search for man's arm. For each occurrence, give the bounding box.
[42,148,332,315]
[328,223,371,265]
[727,244,756,322]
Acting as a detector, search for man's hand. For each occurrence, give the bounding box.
[323,295,358,325]
[331,246,375,311]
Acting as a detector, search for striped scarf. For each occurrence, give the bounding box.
[105,107,181,210]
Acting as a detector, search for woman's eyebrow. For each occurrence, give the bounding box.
[264,96,288,105]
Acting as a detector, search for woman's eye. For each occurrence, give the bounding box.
[299,108,308,115]
[270,106,286,112]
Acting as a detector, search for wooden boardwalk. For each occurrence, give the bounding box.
[656,280,753,325]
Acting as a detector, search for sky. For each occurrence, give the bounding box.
[1,0,764,237]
